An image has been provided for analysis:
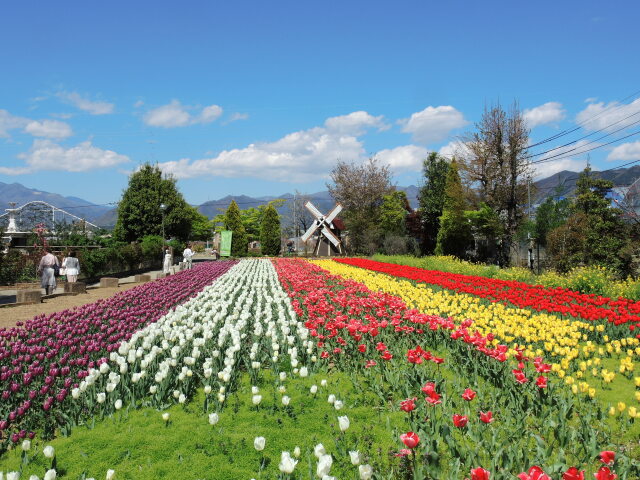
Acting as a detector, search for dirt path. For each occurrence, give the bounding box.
[0,283,144,329]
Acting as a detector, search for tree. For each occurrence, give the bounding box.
[379,191,410,236]
[224,200,248,256]
[435,159,473,258]
[189,207,213,241]
[418,152,450,254]
[114,164,192,242]
[260,204,281,256]
[461,102,531,266]
[327,158,395,254]
[533,196,571,247]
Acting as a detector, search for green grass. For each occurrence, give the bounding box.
[0,371,404,479]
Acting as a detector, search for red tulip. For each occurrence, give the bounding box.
[422,382,436,395]
[594,466,617,480]
[400,397,417,413]
[479,411,494,423]
[453,414,468,428]
[517,466,551,480]
[425,391,441,405]
[599,451,615,464]
[400,431,419,449]
[466,467,490,480]
[562,467,585,480]
[462,388,476,401]
[380,350,393,361]
[536,376,548,388]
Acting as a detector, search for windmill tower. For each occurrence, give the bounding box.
[300,201,344,256]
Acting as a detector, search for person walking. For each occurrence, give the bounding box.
[62,251,80,283]
[37,247,59,295]
[163,247,172,275]
[183,244,194,270]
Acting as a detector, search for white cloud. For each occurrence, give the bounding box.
[375,145,429,172]
[523,102,565,129]
[134,100,144,108]
[0,109,29,137]
[575,98,640,132]
[5,139,129,174]
[438,140,470,159]
[57,91,114,115]
[399,105,468,144]
[607,141,640,161]
[157,111,389,182]
[143,100,224,128]
[24,119,73,139]
[198,105,223,123]
[533,158,587,179]
[324,111,388,135]
[226,112,249,123]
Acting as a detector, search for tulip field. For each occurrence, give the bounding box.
[0,258,639,479]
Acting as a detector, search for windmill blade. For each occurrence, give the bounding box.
[301,222,320,243]
[304,201,323,219]
[321,226,340,247]
[324,203,343,224]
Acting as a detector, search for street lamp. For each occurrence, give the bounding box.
[160,203,166,242]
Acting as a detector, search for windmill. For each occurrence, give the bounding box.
[300,201,344,256]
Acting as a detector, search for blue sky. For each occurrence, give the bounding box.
[1,0,639,208]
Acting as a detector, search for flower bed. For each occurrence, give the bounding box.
[335,258,640,334]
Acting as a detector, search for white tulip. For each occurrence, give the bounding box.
[208,412,219,425]
[106,470,115,480]
[299,366,309,377]
[149,385,158,394]
[327,394,336,404]
[321,379,327,387]
[96,392,106,404]
[279,451,298,474]
[251,386,259,394]
[29,476,40,480]
[7,472,20,480]
[219,386,226,394]
[43,445,55,458]
[338,415,350,432]
[252,394,262,405]
[99,363,109,374]
[44,470,56,480]
[253,436,265,451]
[178,394,186,404]
[293,446,301,457]
[204,385,212,394]
[72,388,80,399]
[349,450,361,465]
[359,464,373,480]
[162,412,170,422]
[172,390,180,399]
[334,400,344,411]
[310,385,318,394]
[316,454,333,478]
[21,439,31,451]
[278,385,286,394]
[114,399,123,410]
[279,372,287,381]
[217,393,225,403]
[281,395,290,406]
[314,443,326,458]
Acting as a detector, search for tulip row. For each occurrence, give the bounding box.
[317,259,640,407]
[272,259,640,479]
[0,260,237,452]
[334,257,640,335]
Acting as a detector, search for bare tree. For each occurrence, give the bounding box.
[460,102,532,266]
[327,157,395,253]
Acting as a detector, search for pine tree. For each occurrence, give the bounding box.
[260,204,281,256]
[224,200,248,257]
[418,152,450,254]
[435,159,473,258]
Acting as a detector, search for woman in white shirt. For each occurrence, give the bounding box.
[37,248,59,295]
[62,251,80,283]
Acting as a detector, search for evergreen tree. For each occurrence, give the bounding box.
[418,152,449,254]
[260,204,281,256]
[435,159,473,258]
[114,163,192,242]
[224,200,248,257]
[379,191,410,236]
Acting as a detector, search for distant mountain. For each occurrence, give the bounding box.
[533,165,640,204]
[0,181,112,227]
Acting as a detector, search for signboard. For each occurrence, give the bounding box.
[220,230,233,257]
